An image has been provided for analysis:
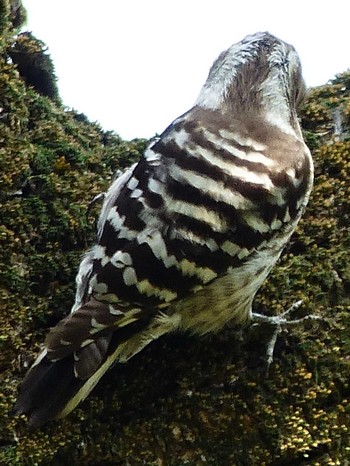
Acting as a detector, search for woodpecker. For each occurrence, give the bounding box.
[14,32,314,427]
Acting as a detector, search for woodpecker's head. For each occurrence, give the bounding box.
[196,32,306,134]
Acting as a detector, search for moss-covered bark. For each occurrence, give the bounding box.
[1,6,350,465]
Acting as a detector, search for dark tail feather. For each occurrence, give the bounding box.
[13,317,155,428]
[13,353,84,428]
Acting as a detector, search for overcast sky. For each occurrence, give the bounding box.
[21,0,350,140]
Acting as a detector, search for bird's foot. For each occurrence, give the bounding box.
[251,300,321,374]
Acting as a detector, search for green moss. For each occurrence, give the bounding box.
[8,32,61,103]
[0,0,26,36]
[1,8,350,464]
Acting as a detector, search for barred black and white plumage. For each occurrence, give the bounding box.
[14,32,313,427]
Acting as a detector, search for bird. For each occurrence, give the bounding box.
[13,31,314,427]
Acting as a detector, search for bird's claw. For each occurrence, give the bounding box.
[251,300,321,373]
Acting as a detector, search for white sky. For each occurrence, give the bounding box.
[21,0,350,140]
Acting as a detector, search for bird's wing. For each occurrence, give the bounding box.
[71,163,137,313]
[45,105,311,371]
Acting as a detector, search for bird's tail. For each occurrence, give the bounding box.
[13,299,162,428]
